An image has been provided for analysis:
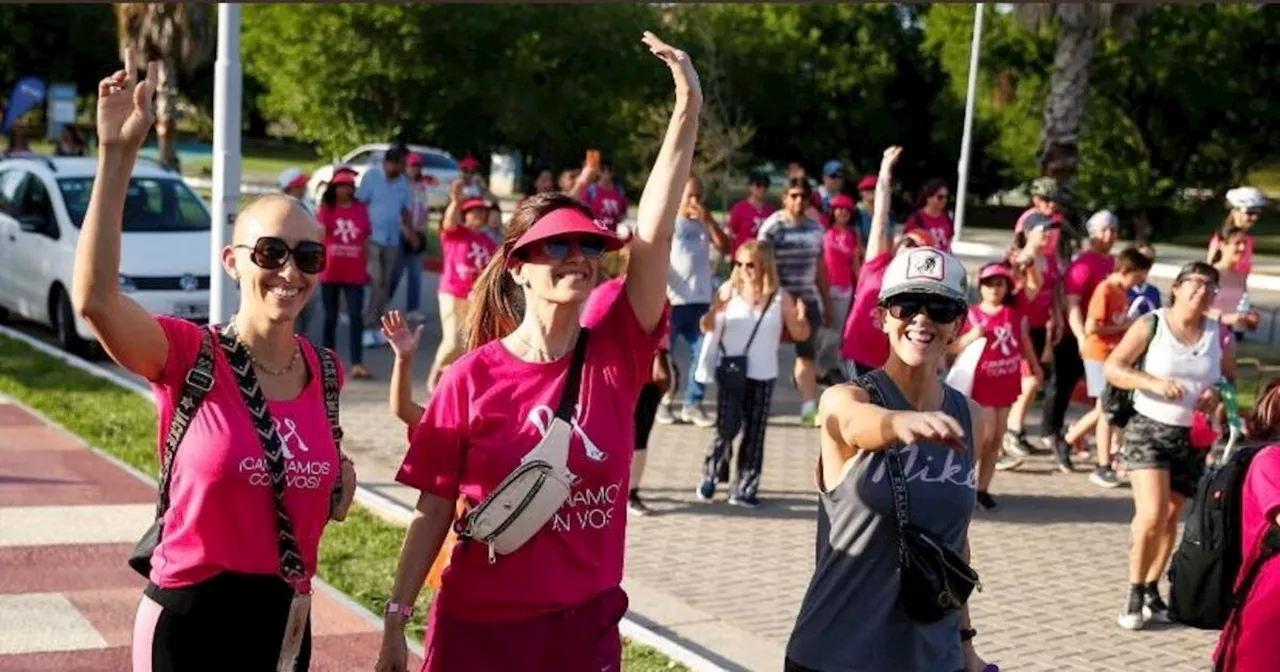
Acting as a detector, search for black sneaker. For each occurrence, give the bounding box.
[696,479,715,502]
[1090,465,1122,489]
[1143,587,1171,623]
[1054,438,1075,473]
[1118,587,1146,631]
[976,491,997,511]
[627,490,652,517]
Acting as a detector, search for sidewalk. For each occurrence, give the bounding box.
[0,397,418,671]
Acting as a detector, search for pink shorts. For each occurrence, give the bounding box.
[422,586,629,672]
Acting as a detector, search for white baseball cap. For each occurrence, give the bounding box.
[878,246,969,305]
[1086,209,1118,234]
[1226,186,1267,211]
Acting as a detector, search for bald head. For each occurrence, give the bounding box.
[233,194,321,245]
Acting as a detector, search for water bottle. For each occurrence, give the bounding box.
[1237,292,1251,315]
[1218,380,1244,432]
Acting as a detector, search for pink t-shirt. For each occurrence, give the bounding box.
[1210,231,1257,276]
[965,305,1026,408]
[396,292,666,622]
[1063,249,1116,305]
[585,183,628,231]
[841,252,893,368]
[148,317,342,592]
[1014,258,1060,329]
[583,276,670,350]
[317,202,372,286]
[1215,445,1280,672]
[439,224,498,299]
[823,226,860,291]
[905,210,955,252]
[728,199,776,253]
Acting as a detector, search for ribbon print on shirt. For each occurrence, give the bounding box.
[524,404,623,534]
[333,217,359,244]
[237,415,332,490]
[990,323,1016,357]
[466,241,492,270]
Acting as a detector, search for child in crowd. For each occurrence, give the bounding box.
[1127,243,1162,318]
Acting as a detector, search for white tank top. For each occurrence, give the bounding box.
[1133,309,1222,427]
[716,289,784,381]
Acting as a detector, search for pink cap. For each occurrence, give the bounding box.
[978,262,1014,283]
[329,167,358,186]
[407,153,423,167]
[857,175,877,192]
[829,193,856,211]
[509,207,625,260]
[459,156,480,171]
[460,198,490,214]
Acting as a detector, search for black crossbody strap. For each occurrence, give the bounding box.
[315,346,343,446]
[555,328,592,421]
[855,371,911,567]
[155,327,217,519]
[718,290,776,356]
[218,324,307,582]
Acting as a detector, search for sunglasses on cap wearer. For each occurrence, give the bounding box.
[882,293,966,325]
[733,260,757,270]
[529,235,608,261]
[234,237,327,274]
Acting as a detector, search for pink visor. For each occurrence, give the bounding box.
[510,207,625,259]
[857,175,877,191]
[979,263,1014,283]
[829,193,856,211]
[330,169,357,186]
[460,198,490,214]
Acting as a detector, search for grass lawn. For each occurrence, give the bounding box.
[0,333,687,671]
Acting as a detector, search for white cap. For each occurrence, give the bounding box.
[878,246,969,305]
[1086,209,1118,234]
[277,167,308,190]
[1226,186,1267,211]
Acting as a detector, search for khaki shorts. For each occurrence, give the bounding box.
[434,293,470,369]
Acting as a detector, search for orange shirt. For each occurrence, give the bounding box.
[1082,280,1129,361]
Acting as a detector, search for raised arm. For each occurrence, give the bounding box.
[863,146,902,261]
[71,51,170,381]
[624,32,702,333]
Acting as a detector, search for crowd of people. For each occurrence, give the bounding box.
[64,31,1280,672]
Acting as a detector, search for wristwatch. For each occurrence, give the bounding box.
[960,627,977,643]
[384,601,415,619]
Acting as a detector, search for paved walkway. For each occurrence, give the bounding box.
[0,397,420,672]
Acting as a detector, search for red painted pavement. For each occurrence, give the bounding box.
[0,400,422,672]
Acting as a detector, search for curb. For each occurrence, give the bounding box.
[0,323,726,672]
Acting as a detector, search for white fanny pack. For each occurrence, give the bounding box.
[454,330,590,563]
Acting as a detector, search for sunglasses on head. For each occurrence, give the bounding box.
[535,236,607,261]
[234,237,326,274]
[884,294,965,324]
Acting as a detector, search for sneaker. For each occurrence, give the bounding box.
[654,404,676,425]
[1003,430,1034,458]
[1118,589,1147,631]
[696,479,715,502]
[681,404,716,429]
[995,453,1024,472]
[1090,465,1122,489]
[627,490,652,517]
[1143,588,1171,623]
[976,491,998,511]
[1053,438,1075,473]
[800,407,819,427]
[728,494,760,509]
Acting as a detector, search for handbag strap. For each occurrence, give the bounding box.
[218,322,307,583]
[554,328,592,422]
[718,290,776,357]
[154,327,218,519]
[314,346,344,448]
[854,372,911,568]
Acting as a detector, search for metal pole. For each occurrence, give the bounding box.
[953,3,985,244]
[209,4,242,326]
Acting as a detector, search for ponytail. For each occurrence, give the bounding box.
[466,247,524,351]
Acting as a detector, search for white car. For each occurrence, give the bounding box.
[0,156,212,355]
[307,143,460,211]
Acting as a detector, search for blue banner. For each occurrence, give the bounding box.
[1,76,47,134]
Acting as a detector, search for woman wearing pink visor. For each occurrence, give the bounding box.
[376,32,700,672]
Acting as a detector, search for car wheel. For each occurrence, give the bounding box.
[52,288,92,358]
[0,304,9,323]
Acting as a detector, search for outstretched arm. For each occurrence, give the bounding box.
[624,32,703,333]
[71,49,170,381]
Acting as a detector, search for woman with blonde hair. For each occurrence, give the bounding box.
[694,239,809,507]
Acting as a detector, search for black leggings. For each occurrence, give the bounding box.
[635,382,663,451]
[321,283,364,366]
[1041,330,1083,438]
[137,573,312,672]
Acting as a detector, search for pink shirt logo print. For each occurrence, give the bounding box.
[333,217,359,244]
[990,323,1016,357]
[526,403,609,487]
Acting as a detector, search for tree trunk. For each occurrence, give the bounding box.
[155,58,181,173]
[1038,7,1098,198]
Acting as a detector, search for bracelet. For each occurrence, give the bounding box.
[960,627,977,643]
[384,601,415,620]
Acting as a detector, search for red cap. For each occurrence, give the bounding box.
[509,207,625,260]
[903,228,935,247]
[330,167,358,186]
[407,153,423,167]
[459,156,480,171]
[979,262,1015,283]
[460,198,490,214]
[857,175,877,192]
[829,193,856,211]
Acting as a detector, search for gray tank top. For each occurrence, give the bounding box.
[786,369,976,672]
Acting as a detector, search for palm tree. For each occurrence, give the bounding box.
[115,4,214,171]
[1015,3,1145,200]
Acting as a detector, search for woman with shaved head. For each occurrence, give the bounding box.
[72,51,355,670]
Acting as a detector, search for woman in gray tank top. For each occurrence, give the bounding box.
[785,240,994,672]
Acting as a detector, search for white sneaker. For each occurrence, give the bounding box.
[681,404,715,428]
[654,404,676,425]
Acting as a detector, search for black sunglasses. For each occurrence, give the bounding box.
[787,192,807,200]
[537,236,607,261]
[733,260,756,269]
[883,294,965,324]
[234,237,327,274]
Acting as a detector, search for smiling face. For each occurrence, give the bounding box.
[222,195,323,325]
[879,293,965,367]
[511,234,607,305]
[1173,272,1218,313]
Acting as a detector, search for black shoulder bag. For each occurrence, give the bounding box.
[715,291,776,392]
[1102,310,1160,429]
[856,372,982,624]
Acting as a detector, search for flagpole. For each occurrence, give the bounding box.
[209,3,242,326]
[953,3,985,244]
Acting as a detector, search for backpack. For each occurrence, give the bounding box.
[1167,442,1280,630]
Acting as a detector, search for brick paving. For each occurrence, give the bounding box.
[327,270,1220,672]
[0,398,422,672]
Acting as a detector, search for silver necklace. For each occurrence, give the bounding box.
[511,328,578,362]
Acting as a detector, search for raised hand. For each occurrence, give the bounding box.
[97,46,158,151]
[880,146,904,172]
[380,310,423,358]
[641,31,702,101]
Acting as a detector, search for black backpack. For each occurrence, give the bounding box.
[1167,442,1280,630]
